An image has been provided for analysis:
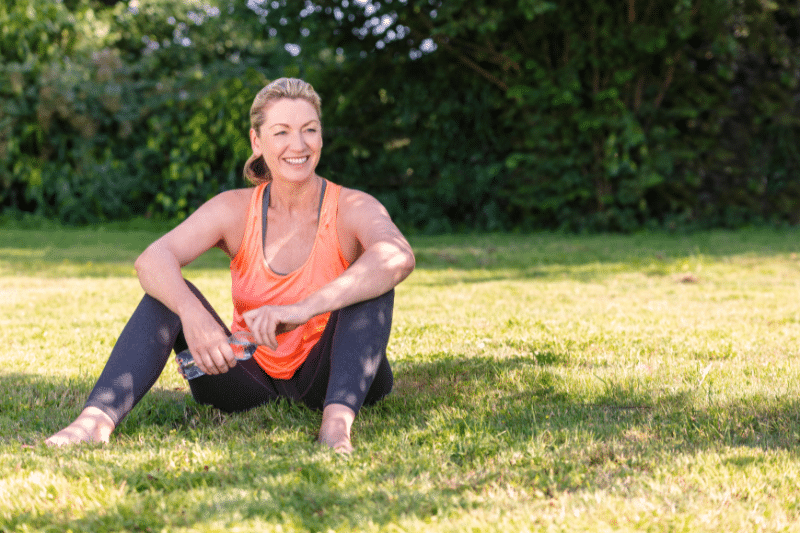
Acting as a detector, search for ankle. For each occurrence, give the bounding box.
[318,403,355,453]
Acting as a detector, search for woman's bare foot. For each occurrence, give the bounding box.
[318,403,355,454]
[45,407,115,446]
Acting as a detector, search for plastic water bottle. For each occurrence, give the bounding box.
[175,331,258,380]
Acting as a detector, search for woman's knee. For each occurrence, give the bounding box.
[188,361,280,413]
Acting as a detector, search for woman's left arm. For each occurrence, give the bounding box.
[316,187,416,309]
[243,189,415,348]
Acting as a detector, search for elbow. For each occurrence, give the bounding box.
[133,250,146,277]
[397,247,416,282]
[374,241,416,284]
[405,248,416,276]
[133,244,156,281]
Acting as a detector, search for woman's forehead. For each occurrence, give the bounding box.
[263,98,320,126]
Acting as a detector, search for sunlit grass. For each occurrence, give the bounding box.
[3,226,800,531]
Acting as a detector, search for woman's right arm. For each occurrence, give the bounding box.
[134,189,250,374]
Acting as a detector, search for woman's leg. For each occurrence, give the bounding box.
[188,356,281,413]
[324,288,395,412]
[290,290,395,451]
[47,281,224,445]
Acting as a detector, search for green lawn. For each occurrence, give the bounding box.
[2,226,800,532]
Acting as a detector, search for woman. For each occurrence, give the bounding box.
[46,78,415,453]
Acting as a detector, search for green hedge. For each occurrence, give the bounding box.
[299,0,800,232]
[0,0,286,223]
[1,0,799,232]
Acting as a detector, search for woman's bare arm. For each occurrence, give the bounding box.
[243,188,415,348]
[135,189,250,373]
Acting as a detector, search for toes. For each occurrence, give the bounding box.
[45,427,91,447]
[332,439,354,454]
[45,418,111,447]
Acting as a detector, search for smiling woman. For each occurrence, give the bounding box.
[243,78,323,185]
[252,98,322,186]
[46,77,416,453]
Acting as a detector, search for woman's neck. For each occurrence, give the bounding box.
[269,175,322,212]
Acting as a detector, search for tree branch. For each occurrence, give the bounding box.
[432,35,510,91]
[654,52,681,109]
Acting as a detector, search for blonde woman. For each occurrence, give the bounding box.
[47,78,415,453]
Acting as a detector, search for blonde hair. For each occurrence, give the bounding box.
[242,77,323,185]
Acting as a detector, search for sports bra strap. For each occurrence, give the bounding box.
[261,179,328,247]
[261,182,270,242]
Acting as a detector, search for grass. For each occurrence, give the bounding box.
[3,225,800,531]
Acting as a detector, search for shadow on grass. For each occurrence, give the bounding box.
[406,228,800,286]
[0,226,230,277]
[3,352,800,531]
[413,228,800,264]
[4,226,800,280]
[2,358,798,452]
[7,355,794,452]
[0,373,196,444]
[385,354,800,453]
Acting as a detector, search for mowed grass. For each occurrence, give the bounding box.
[2,225,800,532]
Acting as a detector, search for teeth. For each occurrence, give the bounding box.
[285,157,308,165]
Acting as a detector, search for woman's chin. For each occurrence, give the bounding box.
[274,169,317,183]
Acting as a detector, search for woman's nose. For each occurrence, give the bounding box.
[289,131,306,150]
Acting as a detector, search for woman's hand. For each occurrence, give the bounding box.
[242,304,310,350]
[180,307,237,375]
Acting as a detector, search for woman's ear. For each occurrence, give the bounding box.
[249,128,262,155]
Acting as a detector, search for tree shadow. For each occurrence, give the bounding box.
[0,373,196,445]
[4,351,800,531]
[410,228,800,285]
[384,354,800,452]
[4,226,799,281]
[0,226,230,277]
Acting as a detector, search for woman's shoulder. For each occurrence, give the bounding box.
[336,185,388,216]
[336,184,381,208]
[335,185,395,244]
[190,187,256,234]
[207,187,257,212]
[197,187,257,257]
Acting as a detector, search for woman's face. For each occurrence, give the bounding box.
[250,97,322,184]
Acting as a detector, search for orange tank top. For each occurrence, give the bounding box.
[229,180,349,379]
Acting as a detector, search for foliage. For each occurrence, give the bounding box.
[0,0,289,223]
[1,0,799,230]
[279,0,800,231]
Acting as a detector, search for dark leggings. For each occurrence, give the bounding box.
[84,281,394,426]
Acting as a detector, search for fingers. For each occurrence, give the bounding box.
[195,342,236,375]
[180,308,238,376]
[243,308,279,350]
[183,329,237,375]
[242,304,308,351]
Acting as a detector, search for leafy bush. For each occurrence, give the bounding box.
[1,0,799,231]
[281,0,799,232]
[0,0,288,223]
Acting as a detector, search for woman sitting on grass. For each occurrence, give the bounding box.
[46,77,415,453]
